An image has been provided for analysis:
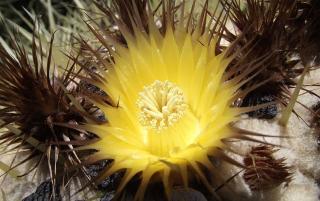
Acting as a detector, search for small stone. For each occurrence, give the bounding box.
[22,180,61,201]
[100,191,114,201]
[247,95,277,119]
[242,86,278,119]
[171,188,207,201]
[86,160,122,191]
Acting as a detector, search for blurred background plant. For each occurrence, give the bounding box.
[0,0,95,67]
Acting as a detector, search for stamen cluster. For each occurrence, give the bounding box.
[137,80,187,132]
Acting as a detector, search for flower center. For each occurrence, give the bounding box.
[137,80,187,132]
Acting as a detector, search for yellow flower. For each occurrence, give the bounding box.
[82,3,253,200]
